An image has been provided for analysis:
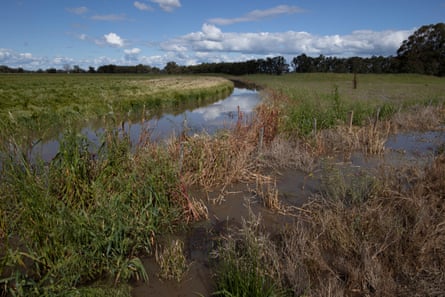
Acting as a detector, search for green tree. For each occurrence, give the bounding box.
[397,23,445,76]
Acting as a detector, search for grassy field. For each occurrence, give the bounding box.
[0,74,233,141]
[1,73,444,296]
[243,73,445,136]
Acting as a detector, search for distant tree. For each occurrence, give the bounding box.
[397,23,445,76]
[164,61,181,74]
[88,66,96,73]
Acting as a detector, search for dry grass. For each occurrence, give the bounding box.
[155,239,189,282]
[319,120,391,159]
[250,174,281,211]
[391,104,444,132]
[259,136,317,172]
[274,154,445,296]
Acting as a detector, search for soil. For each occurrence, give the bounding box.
[131,129,445,297]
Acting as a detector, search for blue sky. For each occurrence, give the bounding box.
[1,0,444,70]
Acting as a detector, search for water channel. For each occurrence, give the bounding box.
[31,87,261,162]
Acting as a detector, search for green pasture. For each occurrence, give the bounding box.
[244,73,445,135]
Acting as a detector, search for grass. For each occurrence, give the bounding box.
[1,72,444,296]
[213,153,445,296]
[0,126,184,296]
[0,74,234,141]
[242,73,445,137]
[211,73,445,297]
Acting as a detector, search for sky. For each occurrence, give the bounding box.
[0,0,444,71]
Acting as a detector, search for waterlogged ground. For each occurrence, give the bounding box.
[131,127,445,297]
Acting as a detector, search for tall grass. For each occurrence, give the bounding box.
[213,213,287,297]
[0,125,185,296]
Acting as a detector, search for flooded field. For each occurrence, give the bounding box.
[132,125,445,296]
[1,73,444,297]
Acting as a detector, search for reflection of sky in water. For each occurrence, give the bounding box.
[139,88,260,140]
[31,88,260,161]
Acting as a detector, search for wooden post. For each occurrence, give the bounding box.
[353,72,357,89]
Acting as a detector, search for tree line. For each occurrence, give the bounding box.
[1,23,443,76]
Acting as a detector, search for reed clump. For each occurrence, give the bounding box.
[155,239,189,282]
[0,127,187,296]
[212,213,287,297]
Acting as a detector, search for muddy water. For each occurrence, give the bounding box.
[30,87,260,162]
[131,128,445,297]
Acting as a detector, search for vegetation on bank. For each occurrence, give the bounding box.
[0,73,444,296]
[0,74,233,140]
[243,73,445,136]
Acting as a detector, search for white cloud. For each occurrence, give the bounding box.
[91,14,127,21]
[202,23,223,41]
[124,48,141,55]
[0,48,49,69]
[67,6,88,15]
[209,5,304,25]
[104,32,124,47]
[134,1,153,11]
[161,25,413,58]
[150,0,181,12]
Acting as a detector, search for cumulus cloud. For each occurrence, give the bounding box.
[124,48,142,62]
[104,33,124,47]
[0,48,49,69]
[161,24,413,57]
[134,1,153,11]
[151,0,181,12]
[209,5,304,25]
[66,6,88,15]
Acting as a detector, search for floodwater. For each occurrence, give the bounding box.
[131,127,445,297]
[30,87,261,162]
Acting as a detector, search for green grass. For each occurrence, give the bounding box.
[0,74,234,141]
[243,73,445,136]
[0,127,184,296]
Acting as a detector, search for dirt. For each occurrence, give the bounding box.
[131,129,445,297]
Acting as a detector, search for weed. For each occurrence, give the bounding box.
[213,213,287,297]
[155,239,189,282]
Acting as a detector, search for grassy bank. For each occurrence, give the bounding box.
[0,74,233,140]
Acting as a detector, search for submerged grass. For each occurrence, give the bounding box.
[0,125,185,296]
[213,154,445,296]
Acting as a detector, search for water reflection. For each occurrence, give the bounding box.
[144,88,260,140]
[32,88,261,161]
